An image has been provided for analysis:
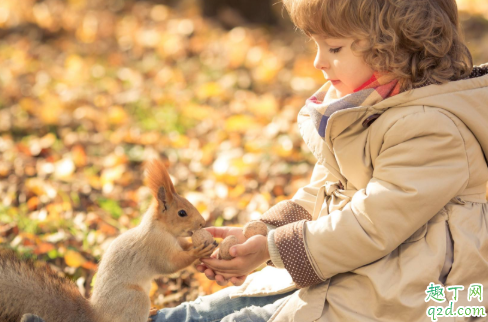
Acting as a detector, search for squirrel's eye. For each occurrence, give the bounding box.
[178,210,187,217]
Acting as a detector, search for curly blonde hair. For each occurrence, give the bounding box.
[282,0,473,91]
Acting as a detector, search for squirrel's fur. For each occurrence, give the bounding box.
[0,249,96,322]
[0,159,215,322]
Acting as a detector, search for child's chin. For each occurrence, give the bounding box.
[333,88,348,98]
[333,86,353,98]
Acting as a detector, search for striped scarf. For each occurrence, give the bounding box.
[305,72,401,138]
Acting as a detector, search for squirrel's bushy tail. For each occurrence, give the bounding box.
[0,249,96,322]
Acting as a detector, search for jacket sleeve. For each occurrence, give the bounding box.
[273,110,470,288]
[261,162,339,268]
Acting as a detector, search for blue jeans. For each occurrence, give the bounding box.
[152,286,295,322]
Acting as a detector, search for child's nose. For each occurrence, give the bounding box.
[313,50,329,71]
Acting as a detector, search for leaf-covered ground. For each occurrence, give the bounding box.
[0,0,487,309]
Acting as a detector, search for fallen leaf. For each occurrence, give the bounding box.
[65,249,87,268]
[34,242,55,255]
[224,115,260,132]
[72,145,87,167]
[82,261,98,270]
[27,196,39,211]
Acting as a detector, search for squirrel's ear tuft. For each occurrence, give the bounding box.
[157,187,168,210]
[145,159,175,206]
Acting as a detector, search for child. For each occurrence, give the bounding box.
[154,0,488,321]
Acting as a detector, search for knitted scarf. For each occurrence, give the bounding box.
[305,72,401,138]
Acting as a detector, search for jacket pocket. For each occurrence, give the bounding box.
[402,223,428,243]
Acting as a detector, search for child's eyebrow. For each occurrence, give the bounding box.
[324,40,340,47]
[322,39,345,47]
[310,34,346,46]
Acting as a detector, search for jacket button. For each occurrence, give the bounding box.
[362,113,382,128]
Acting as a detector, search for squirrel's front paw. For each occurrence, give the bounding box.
[190,243,216,259]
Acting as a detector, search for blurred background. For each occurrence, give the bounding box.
[0,0,487,309]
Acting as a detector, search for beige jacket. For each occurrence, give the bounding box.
[230,65,488,322]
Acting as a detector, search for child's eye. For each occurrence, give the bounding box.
[329,47,342,54]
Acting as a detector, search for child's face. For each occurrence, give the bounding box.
[311,35,374,98]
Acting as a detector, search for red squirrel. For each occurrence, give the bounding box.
[0,159,216,322]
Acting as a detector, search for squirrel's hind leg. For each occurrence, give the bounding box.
[95,286,151,322]
[119,291,151,322]
[148,307,158,322]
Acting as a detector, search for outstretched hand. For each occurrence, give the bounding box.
[195,226,270,286]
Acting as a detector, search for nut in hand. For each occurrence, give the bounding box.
[218,235,238,260]
[243,221,268,239]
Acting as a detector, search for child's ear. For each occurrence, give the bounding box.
[145,159,176,209]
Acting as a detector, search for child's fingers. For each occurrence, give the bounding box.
[230,276,247,286]
[201,257,238,271]
[215,274,229,286]
[229,240,255,257]
[195,263,206,273]
[214,272,242,280]
[230,235,265,257]
[204,268,216,280]
[210,247,219,258]
[204,227,231,239]
[202,260,244,276]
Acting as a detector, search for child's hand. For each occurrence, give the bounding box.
[196,251,246,286]
[201,234,270,285]
[195,226,248,286]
